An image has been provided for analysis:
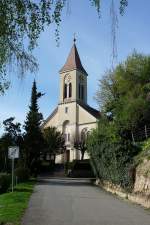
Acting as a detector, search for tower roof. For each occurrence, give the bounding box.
[59,43,88,75]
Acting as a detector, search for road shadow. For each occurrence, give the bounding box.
[37,178,94,187]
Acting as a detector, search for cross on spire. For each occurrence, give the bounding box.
[73,33,76,44]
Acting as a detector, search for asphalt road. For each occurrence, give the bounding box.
[22,178,150,225]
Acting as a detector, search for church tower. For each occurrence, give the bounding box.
[59,40,88,105]
[42,39,99,163]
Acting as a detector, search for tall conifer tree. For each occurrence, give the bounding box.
[24,80,44,174]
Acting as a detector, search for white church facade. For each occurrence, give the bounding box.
[42,40,100,163]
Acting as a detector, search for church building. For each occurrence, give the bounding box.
[42,40,100,163]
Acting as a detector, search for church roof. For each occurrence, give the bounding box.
[78,102,100,119]
[59,43,88,75]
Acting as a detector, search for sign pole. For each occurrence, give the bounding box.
[12,157,14,192]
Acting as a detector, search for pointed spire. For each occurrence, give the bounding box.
[59,40,87,75]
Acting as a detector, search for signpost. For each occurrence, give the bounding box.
[8,146,19,192]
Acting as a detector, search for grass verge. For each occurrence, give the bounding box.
[0,180,36,225]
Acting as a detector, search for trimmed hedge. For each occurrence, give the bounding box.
[0,173,11,194]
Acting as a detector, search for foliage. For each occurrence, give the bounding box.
[0,117,24,172]
[43,126,65,158]
[96,53,150,138]
[135,139,150,165]
[14,167,30,183]
[92,53,150,189]
[74,140,87,160]
[3,117,22,141]
[87,117,140,190]
[24,80,44,175]
[0,0,128,94]
[0,173,11,194]
[0,181,35,225]
[0,0,65,81]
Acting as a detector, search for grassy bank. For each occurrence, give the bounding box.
[0,180,35,225]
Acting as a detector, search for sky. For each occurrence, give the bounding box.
[0,0,150,134]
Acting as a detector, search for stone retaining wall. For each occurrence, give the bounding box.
[96,159,150,209]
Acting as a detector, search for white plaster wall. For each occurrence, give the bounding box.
[55,153,63,164]
[77,104,97,124]
[57,102,77,125]
[44,111,59,128]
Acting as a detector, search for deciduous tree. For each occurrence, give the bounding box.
[0,0,128,94]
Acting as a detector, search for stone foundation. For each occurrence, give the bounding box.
[96,166,150,209]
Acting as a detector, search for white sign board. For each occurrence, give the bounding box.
[8,146,19,159]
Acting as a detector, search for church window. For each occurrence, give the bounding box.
[65,107,68,113]
[64,84,67,99]
[69,83,72,98]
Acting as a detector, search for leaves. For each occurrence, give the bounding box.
[0,0,128,94]
[43,126,65,155]
[96,53,150,132]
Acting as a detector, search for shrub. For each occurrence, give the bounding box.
[0,173,11,194]
[14,167,30,183]
[87,119,140,190]
[70,160,95,178]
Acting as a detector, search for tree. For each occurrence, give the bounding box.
[74,140,87,161]
[43,126,65,162]
[73,128,89,160]
[87,52,150,189]
[3,117,22,141]
[0,0,128,94]
[24,80,44,175]
[96,52,150,139]
[0,117,23,172]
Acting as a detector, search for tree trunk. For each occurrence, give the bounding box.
[81,151,85,160]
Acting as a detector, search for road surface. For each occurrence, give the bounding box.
[22,178,150,225]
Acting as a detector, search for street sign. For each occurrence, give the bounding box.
[8,146,19,192]
[8,146,19,159]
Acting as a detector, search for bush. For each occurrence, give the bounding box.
[0,173,11,194]
[87,119,140,190]
[14,167,30,183]
[66,160,95,178]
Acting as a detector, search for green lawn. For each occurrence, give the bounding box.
[0,181,35,225]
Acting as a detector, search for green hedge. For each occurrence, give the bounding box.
[0,173,11,194]
[87,120,140,190]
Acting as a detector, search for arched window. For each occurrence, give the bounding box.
[69,83,72,98]
[64,83,67,99]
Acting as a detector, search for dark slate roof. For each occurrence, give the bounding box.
[59,44,88,75]
[41,107,58,128]
[78,102,100,119]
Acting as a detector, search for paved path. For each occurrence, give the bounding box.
[22,178,150,225]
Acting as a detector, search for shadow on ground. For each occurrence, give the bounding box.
[37,178,94,187]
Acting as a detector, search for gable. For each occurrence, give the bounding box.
[42,107,58,129]
[78,103,100,124]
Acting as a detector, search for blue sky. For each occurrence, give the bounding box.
[0,0,150,134]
